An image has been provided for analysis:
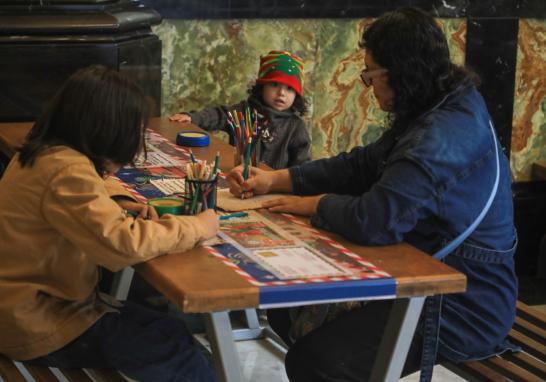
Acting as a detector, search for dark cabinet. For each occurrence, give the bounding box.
[0,0,162,122]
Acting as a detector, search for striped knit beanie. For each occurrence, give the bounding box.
[256,50,305,96]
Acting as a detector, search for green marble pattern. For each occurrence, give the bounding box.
[155,18,465,160]
[511,19,546,181]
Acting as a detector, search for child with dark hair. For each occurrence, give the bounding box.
[170,50,311,169]
[0,65,219,381]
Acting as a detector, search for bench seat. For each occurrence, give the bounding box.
[444,300,546,381]
[0,354,127,382]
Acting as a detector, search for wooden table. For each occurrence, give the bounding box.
[0,118,467,382]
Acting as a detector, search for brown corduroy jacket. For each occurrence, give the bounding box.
[0,146,208,360]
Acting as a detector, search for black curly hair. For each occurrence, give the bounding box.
[247,83,308,116]
[360,7,479,127]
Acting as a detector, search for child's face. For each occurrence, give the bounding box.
[104,160,121,175]
[262,82,297,112]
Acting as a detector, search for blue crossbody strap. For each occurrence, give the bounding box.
[419,120,501,382]
[432,119,500,260]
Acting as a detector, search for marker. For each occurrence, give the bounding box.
[190,188,200,214]
[189,149,197,164]
[212,151,220,176]
[219,212,249,220]
[242,137,252,180]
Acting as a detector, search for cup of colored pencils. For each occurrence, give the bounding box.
[184,151,220,214]
[227,107,261,179]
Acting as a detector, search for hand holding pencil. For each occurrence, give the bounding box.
[226,165,271,199]
[227,167,293,200]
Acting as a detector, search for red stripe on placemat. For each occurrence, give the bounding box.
[203,245,265,286]
[110,175,148,203]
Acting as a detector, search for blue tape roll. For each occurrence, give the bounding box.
[176,131,210,147]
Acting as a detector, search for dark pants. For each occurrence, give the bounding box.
[26,301,218,382]
[268,300,426,382]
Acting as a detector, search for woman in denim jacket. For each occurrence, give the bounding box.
[227,7,518,382]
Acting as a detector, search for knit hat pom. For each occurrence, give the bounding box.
[256,50,305,96]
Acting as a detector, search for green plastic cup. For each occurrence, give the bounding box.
[148,197,185,216]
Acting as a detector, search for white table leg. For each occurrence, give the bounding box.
[232,309,264,341]
[109,267,135,301]
[369,297,426,382]
[204,311,244,382]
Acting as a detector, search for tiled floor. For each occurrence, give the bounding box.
[196,304,546,382]
[197,333,466,382]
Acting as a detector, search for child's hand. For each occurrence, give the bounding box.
[195,209,219,239]
[227,165,273,199]
[169,113,192,123]
[116,200,159,221]
[262,195,324,216]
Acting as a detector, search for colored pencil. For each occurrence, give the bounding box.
[219,212,249,220]
[243,137,252,180]
[189,149,197,164]
[212,151,220,176]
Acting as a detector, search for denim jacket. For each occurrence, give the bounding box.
[289,84,518,363]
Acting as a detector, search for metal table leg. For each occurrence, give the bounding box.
[232,309,264,341]
[110,267,135,301]
[369,297,426,382]
[244,308,260,329]
[204,311,244,382]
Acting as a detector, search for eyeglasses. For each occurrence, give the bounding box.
[360,68,388,87]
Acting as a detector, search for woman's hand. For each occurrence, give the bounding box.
[262,195,324,216]
[116,200,159,221]
[169,113,192,123]
[227,167,292,199]
[195,209,219,239]
[227,165,274,199]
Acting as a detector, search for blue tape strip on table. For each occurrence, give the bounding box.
[176,131,210,147]
[258,278,396,308]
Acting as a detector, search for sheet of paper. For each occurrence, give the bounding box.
[217,188,286,211]
[149,178,186,195]
[215,211,356,280]
[249,247,347,280]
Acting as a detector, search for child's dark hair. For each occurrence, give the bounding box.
[18,65,152,175]
[248,83,308,116]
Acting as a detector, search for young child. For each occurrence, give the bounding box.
[0,65,219,382]
[170,50,311,169]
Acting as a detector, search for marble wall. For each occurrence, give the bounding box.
[511,19,546,180]
[156,17,543,181]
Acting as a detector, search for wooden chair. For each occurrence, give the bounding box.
[0,354,128,382]
[443,300,546,381]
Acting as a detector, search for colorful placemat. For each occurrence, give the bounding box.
[203,210,396,307]
[112,129,227,202]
